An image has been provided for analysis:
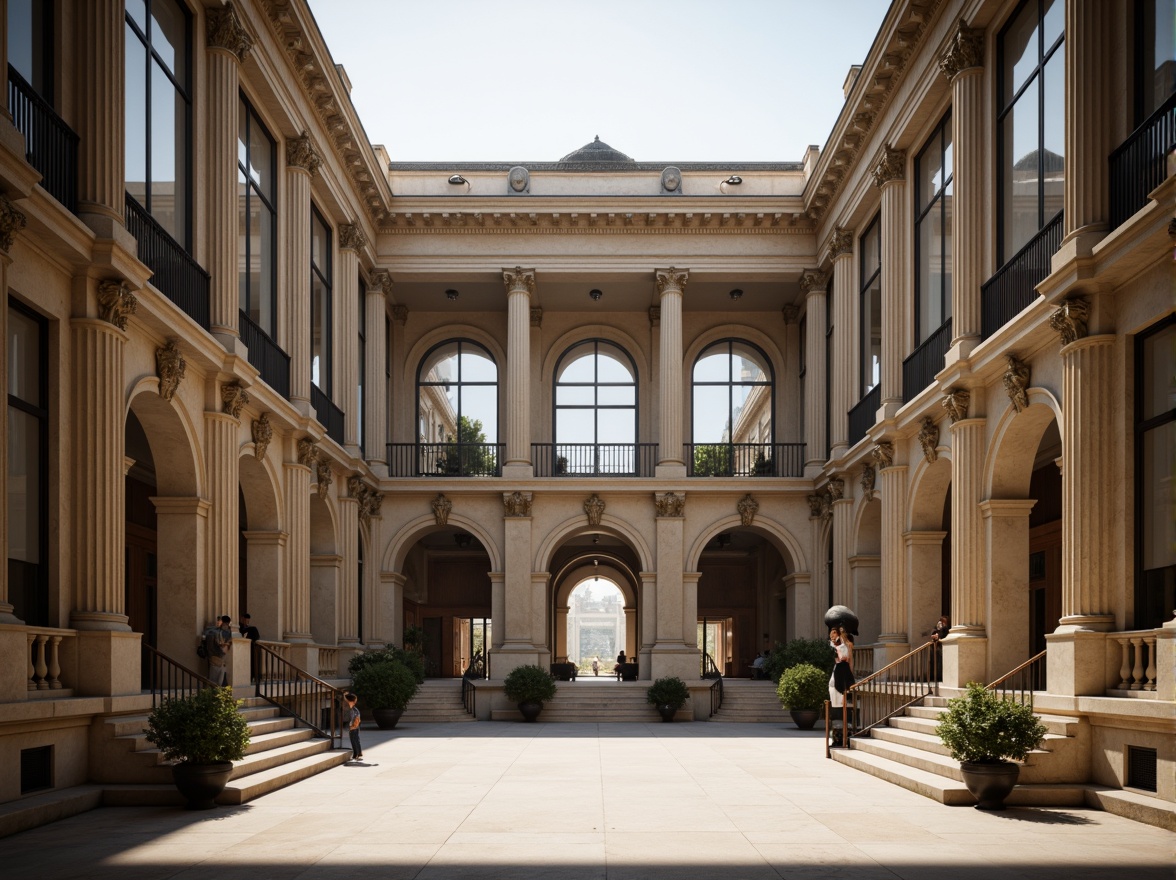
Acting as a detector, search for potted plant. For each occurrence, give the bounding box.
[936,682,1048,810]
[646,676,690,722]
[776,663,828,729]
[349,645,425,684]
[502,664,557,722]
[145,686,250,809]
[352,658,421,729]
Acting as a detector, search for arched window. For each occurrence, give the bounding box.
[691,340,774,476]
[554,340,637,475]
[417,340,499,476]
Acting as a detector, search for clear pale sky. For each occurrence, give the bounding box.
[305,0,889,163]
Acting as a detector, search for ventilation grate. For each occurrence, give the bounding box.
[1127,746,1157,793]
[20,746,52,794]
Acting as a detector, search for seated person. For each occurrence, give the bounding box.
[751,651,768,679]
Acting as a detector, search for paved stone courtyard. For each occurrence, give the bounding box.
[2,723,1172,879]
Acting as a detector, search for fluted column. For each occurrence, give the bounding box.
[828,232,854,458]
[338,491,359,646]
[782,305,801,443]
[800,270,828,473]
[656,268,688,469]
[503,268,535,469]
[206,4,253,337]
[365,273,391,471]
[945,416,987,686]
[204,406,240,620]
[74,0,124,226]
[878,460,910,659]
[1064,0,1111,240]
[338,224,364,449]
[873,146,907,411]
[285,133,321,409]
[830,479,853,607]
[940,20,985,347]
[283,443,314,641]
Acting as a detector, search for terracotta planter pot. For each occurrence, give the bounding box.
[789,709,820,730]
[372,708,404,729]
[518,701,542,722]
[171,761,233,810]
[960,761,1020,810]
[657,704,678,722]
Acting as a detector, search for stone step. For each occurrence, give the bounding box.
[242,725,317,756]
[0,785,104,841]
[228,736,333,781]
[219,749,352,805]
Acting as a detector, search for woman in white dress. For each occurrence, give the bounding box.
[827,626,854,708]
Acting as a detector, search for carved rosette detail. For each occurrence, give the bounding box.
[736,494,759,527]
[941,389,971,423]
[1049,296,1090,347]
[221,382,250,419]
[806,494,824,518]
[155,340,186,402]
[370,271,394,295]
[871,145,906,187]
[798,269,829,295]
[0,194,28,251]
[861,464,876,502]
[530,307,543,327]
[655,267,689,296]
[827,478,845,502]
[584,494,605,527]
[827,226,853,260]
[503,491,532,517]
[1003,355,1031,413]
[781,304,799,324]
[648,306,660,325]
[503,266,535,296]
[252,414,273,460]
[286,130,322,176]
[918,417,940,463]
[431,494,452,526]
[206,4,253,62]
[391,304,408,324]
[939,19,985,81]
[97,280,138,330]
[315,460,332,498]
[654,492,685,518]
[297,438,319,468]
[872,441,895,469]
[338,223,366,252]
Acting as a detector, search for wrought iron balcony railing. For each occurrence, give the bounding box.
[239,310,290,399]
[1110,91,1176,230]
[8,64,78,212]
[125,192,211,330]
[532,442,658,477]
[980,210,1063,340]
[685,442,806,477]
[310,383,344,445]
[902,317,953,403]
[386,442,504,477]
[847,385,881,449]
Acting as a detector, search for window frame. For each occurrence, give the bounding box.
[415,338,499,447]
[357,276,366,457]
[691,338,776,446]
[552,339,639,448]
[858,214,882,397]
[237,93,278,338]
[914,110,954,345]
[8,0,54,101]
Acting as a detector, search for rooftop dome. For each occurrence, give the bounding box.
[558,135,637,166]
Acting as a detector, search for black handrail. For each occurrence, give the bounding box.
[386,442,504,477]
[842,641,938,742]
[701,651,722,679]
[903,317,953,403]
[709,677,724,717]
[532,442,658,477]
[142,642,216,708]
[847,385,881,448]
[254,643,344,748]
[987,649,1047,708]
[462,677,476,716]
[1110,91,1176,230]
[8,64,78,213]
[981,210,1063,339]
[685,442,806,477]
[310,384,345,445]
[125,192,211,330]
[239,310,290,399]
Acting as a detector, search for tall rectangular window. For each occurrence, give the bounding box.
[1136,315,1176,629]
[358,276,366,456]
[310,207,332,393]
[8,299,48,627]
[824,283,833,458]
[238,97,277,338]
[385,314,392,446]
[998,0,1064,263]
[8,0,52,99]
[125,0,192,247]
[915,112,954,343]
[859,216,882,396]
[1137,0,1176,122]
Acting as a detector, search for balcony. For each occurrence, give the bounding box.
[533,443,658,477]
[124,193,210,330]
[1110,91,1176,230]
[387,442,503,477]
[8,64,78,213]
[847,385,881,448]
[903,317,953,403]
[685,442,806,478]
[239,310,290,399]
[981,210,1063,340]
[310,384,344,445]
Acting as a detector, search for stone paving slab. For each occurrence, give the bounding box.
[0,722,1171,880]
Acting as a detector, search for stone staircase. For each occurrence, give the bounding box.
[490,681,677,722]
[831,695,1090,806]
[399,679,475,723]
[708,679,789,723]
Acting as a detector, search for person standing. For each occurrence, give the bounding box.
[828,627,854,709]
[591,657,600,676]
[239,613,260,680]
[615,650,627,681]
[929,615,950,681]
[344,692,363,762]
[203,616,232,686]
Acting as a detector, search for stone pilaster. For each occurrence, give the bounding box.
[905,530,947,645]
[655,268,688,471]
[0,250,12,621]
[800,270,828,473]
[285,133,320,409]
[810,512,831,634]
[944,417,987,687]
[380,571,406,648]
[503,267,535,472]
[783,305,801,443]
[1063,0,1111,243]
[242,530,285,650]
[874,146,907,411]
[940,20,985,349]
[362,507,382,643]
[282,453,313,641]
[831,482,853,608]
[639,570,657,672]
[337,226,363,449]
[828,235,854,458]
[74,0,124,227]
[338,493,360,646]
[651,494,695,681]
[498,493,537,669]
[365,273,390,472]
[204,409,240,621]
[982,500,1036,678]
[876,463,910,664]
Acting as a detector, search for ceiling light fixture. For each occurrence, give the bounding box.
[445,289,459,301]
[729,288,744,301]
[589,289,603,301]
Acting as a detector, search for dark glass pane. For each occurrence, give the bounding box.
[1002,2,1040,105]
[7,407,40,562]
[1042,0,1063,50]
[861,222,880,282]
[150,0,186,82]
[311,212,329,270]
[421,345,459,384]
[9,0,50,95]
[238,100,248,171]
[126,0,147,32]
[7,307,41,402]
[1001,83,1040,258]
[1142,322,1176,421]
[557,385,594,406]
[1143,0,1176,118]
[238,171,250,315]
[249,113,275,197]
[917,210,942,341]
[942,120,953,187]
[731,342,769,382]
[461,384,497,442]
[1141,421,1176,569]
[861,282,882,393]
[597,385,635,406]
[917,130,943,213]
[311,275,327,388]
[124,23,147,203]
[693,385,728,442]
[149,62,182,239]
[259,200,275,334]
[1042,52,1065,222]
[732,384,771,443]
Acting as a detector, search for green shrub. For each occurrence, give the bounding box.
[352,659,420,711]
[763,638,835,682]
[776,663,828,712]
[145,686,250,764]
[502,664,557,705]
[646,676,690,709]
[348,646,425,683]
[936,683,1048,764]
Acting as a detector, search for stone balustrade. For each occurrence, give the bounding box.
[317,646,338,679]
[24,627,76,693]
[1109,630,1158,693]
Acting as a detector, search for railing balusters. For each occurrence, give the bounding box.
[239,310,291,399]
[8,64,78,212]
[902,318,953,403]
[255,643,344,748]
[847,386,881,448]
[986,650,1046,707]
[842,641,937,742]
[684,442,806,477]
[310,384,345,445]
[142,643,216,708]
[981,211,1064,339]
[124,193,211,330]
[1110,91,1176,229]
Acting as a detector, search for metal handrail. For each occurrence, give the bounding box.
[461,677,476,716]
[255,643,345,748]
[847,385,881,448]
[1109,90,1176,229]
[980,210,1063,339]
[685,442,807,477]
[709,677,724,717]
[986,649,1046,707]
[701,652,722,679]
[842,641,938,741]
[8,64,78,212]
[142,642,216,708]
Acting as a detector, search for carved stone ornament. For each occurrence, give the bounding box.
[315,460,332,498]
[431,493,452,526]
[655,267,689,297]
[155,340,186,402]
[737,493,759,527]
[338,223,366,252]
[97,280,138,330]
[1049,296,1089,347]
[872,441,895,469]
[1003,354,1031,413]
[860,464,876,502]
[584,494,605,527]
[798,269,829,295]
[530,307,543,327]
[348,477,382,525]
[507,166,530,193]
[807,493,824,518]
[654,492,685,518]
[370,270,394,295]
[782,304,799,324]
[221,382,250,419]
[0,194,27,251]
[827,478,845,502]
[918,417,940,463]
[660,166,682,194]
[939,19,985,81]
[251,413,273,460]
[648,306,660,325]
[297,438,319,468]
[820,489,834,522]
[827,226,854,260]
[286,130,322,176]
[941,389,971,423]
[366,490,383,519]
[871,144,906,187]
[206,3,253,62]
[503,266,535,296]
[391,304,408,324]
[503,491,532,518]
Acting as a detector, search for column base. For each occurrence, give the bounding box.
[1045,629,1109,696]
[1155,623,1176,702]
[872,639,911,671]
[500,463,534,479]
[649,644,699,682]
[70,611,131,632]
[1054,614,1116,633]
[489,645,545,680]
[654,463,687,479]
[213,331,247,358]
[0,602,22,625]
[940,631,987,689]
[945,337,979,367]
[75,629,143,697]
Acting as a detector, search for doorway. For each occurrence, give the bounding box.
[698,617,732,677]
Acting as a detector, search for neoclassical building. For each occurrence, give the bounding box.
[0,0,1172,825]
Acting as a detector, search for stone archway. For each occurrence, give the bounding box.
[239,452,283,646]
[908,456,952,642]
[308,494,338,646]
[852,499,882,645]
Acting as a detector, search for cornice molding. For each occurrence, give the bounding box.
[378,209,811,234]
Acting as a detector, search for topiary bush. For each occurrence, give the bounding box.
[763,638,835,683]
[146,686,250,765]
[352,659,421,711]
[502,664,557,705]
[348,646,425,683]
[776,663,829,712]
[646,676,690,709]
[936,682,1048,764]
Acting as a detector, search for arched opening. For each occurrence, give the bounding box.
[852,499,882,645]
[416,339,499,476]
[565,578,626,676]
[239,452,281,646]
[552,339,638,475]
[691,339,776,476]
[908,457,953,641]
[309,494,337,647]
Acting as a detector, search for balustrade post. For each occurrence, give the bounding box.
[1130,636,1145,690]
[1143,636,1157,691]
[33,634,47,689]
[26,632,35,690]
[48,635,62,689]
[1117,637,1132,689]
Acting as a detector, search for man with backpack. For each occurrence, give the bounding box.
[201,616,232,685]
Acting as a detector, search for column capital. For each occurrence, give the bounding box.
[940,388,971,423]
[369,270,394,295]
[502,266,535,296]
[871,144,907,188]
[206,3,254,62]
[1049,296,1089,347]
[798,268,829,295]
[97,280,138,330]
[0,195,28,252]
[826,226,853,262]
[654,267,689,296]
[339,223,366,252]
[286,131,322,176]
[939,19,984,81]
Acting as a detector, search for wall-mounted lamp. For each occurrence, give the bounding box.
[719,175,743,193]
[589,289,603,301]
[448,174,470,192]
[445,289,459,301]
[728,288,744,301]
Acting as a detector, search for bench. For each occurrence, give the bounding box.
[550,662,577,681]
